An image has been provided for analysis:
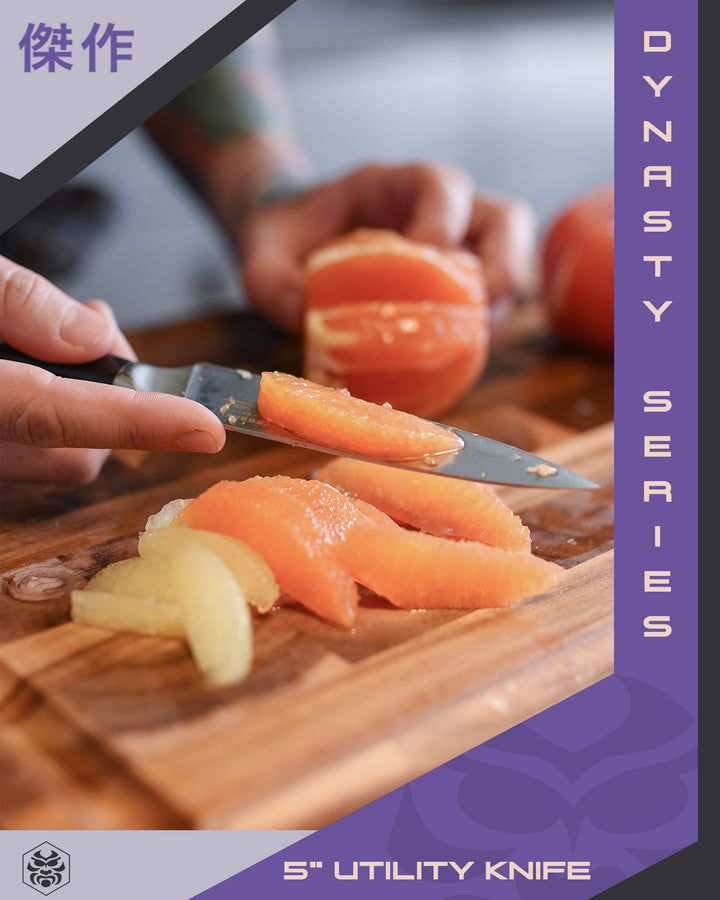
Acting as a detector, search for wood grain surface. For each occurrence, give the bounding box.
[0,306,614,830]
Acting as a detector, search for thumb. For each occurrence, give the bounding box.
[0,256,118,361]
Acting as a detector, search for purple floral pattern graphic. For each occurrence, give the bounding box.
[385,677,696,898]
[192,677,697,900]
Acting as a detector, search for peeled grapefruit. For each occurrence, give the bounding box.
[305,300,488,417]
[305,228,486,308]
[303,228,490,416]
[541,186,614,355]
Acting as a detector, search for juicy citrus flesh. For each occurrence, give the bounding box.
[139,527,279,614]
[179,475,563,626]
[305,302,488,371]
[138,526,253,686]
[305,301,489,417]
[73,526,255,686]
[305,228,485,308]
[257,371,464,462]
[315,456,531,552]
[303,228,489,417]
[143,498,192,531]
[82,555,174,601]
[178,477,363,628]
[339,518,563,610]
[71,588,185,638]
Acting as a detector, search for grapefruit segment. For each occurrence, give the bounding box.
[136,526,253,686]
[305,228,485,309]
[257,371,464,461]
[179,474,562,625]
[139,527,280,614]
[315,456,531,552]
[75,528,254,685]
[305,301,489,417]
[178,477,362,628]
[340,519,563,610]
[305,302,488,371]
[71,589,185,638]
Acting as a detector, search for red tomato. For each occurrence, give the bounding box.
[541,186,614,355]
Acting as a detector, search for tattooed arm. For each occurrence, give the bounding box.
[144,28,312,230]
[144,28,536,334]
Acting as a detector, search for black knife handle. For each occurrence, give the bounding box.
[0,343,130,386]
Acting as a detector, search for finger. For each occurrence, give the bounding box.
[0,256,120,361]
[1,362,226,453]
[85,298,137,360]
[0,441,111,485]
[240,165,476,329]
[467,195,537,303]
[396,163,475,248]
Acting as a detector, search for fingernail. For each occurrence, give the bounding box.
[175,430,220,453]
[60,305,105,350]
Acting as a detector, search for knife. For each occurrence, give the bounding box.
[1,345,598,489]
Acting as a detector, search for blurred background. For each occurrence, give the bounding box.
[5,0,614,330]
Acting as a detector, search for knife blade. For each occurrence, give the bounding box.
[0,345,598,489]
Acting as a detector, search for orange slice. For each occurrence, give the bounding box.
[303,228,489,416]
[257,371,464,461]
[178,477,361,628]
[314,456,531,552]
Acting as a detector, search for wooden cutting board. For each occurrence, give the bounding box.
[0,308,614,830]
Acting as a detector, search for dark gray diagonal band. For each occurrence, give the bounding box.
[0,0,298,236]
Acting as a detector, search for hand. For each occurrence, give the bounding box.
[0,257,225,484]
[237,162,536,332]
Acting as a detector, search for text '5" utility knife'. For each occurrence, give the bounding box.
[1,346,598,489]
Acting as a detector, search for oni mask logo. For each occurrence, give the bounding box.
[22,842,70,895]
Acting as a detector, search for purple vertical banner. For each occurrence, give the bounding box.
[614,0,699,865]
[189,2,698,898]
[615,3,698,690]
[612,0,699,885]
